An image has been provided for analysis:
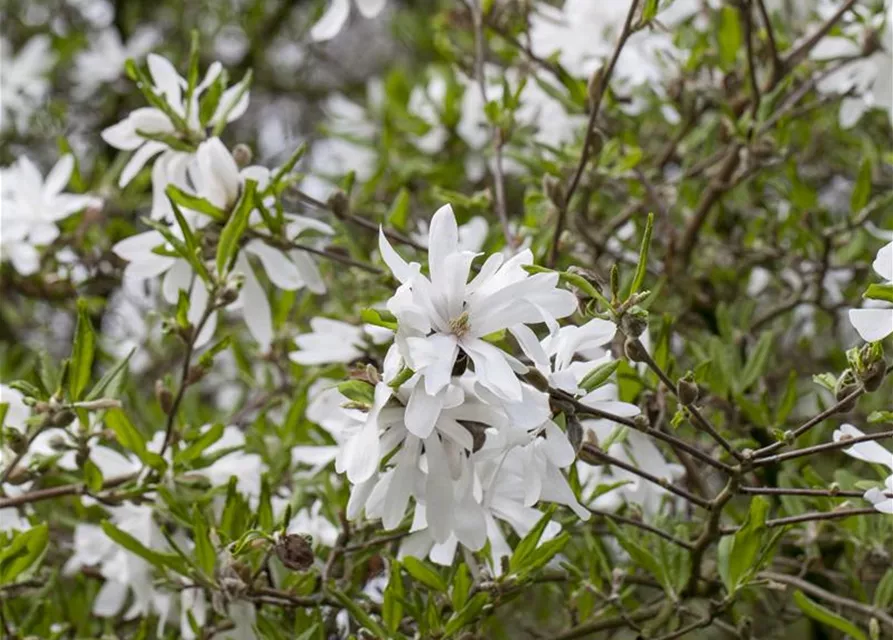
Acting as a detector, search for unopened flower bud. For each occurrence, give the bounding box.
[217,283,241,306]
[620,307,648,338]
[3,429,28,454]
[185,364,208,386]
[232,143,253,168]
[525,367,550,392]
[587,66,605,105]
[32,400,50,413]
[828,482,840,496]
[155,380,174,415]
[48,434,69,452]
[566,414,583,454]
[862,28,882,56]
[677,376,699,406]
[327,190,350,219]
[275,534,314,571]
[869,617,880,640]
[632,414,650,430]
[542,174,565,207]
[624,337,647,363]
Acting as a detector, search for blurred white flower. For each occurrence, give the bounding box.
[286,500,339,546]
[310,0,388,42]
[101,54,250,219]
[0,35,55,132]
[1,155,100,275]
[833,423,893,514]
[849,241,893,342]
[73,27,159,97]
[290,317,391,366]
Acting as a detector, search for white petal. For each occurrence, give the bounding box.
[833,424,893,470]
[463,339,523,402]
[310,0,351,41]
[235,254,273,350]
[427,204,459,286]
[289,250,327,294]
[119,141,167,187]
[147,53,183,106]
[44,155,74,196]
[101,118,142,150]
[872,242,893,283]
[423,434,453,543]
[244,239,303,290]
[378,227,413,283]
[848,308,893,342]
[405,385,445,439]
[355,0,387,18]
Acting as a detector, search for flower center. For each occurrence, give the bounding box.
[449,311,471,338]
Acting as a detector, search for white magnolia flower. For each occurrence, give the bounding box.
[380,204,577,436]
[0,386,34,532]
[833,424,893,514]
[1,155,100,275]
[101,54,249,219]
[201,425,265,503]
[811,3,893,127]
[310,0,388,41]
[290,317,391,365]
[849,241,893,342]
[411,215,490,254]
[0,35,55,132]
[73,27,159,97]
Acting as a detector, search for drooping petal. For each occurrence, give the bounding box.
[43,155,74,196]
[243,239,303,290]
[310,0,351,41]
[848,308,893,342]
[234,254,273,350]
[289,250,327,294]
[833,424,893,470]
[378,227,414,283]
[101,118,142,150]
[405,384,445,439]
[119,141,167,187]
[872,241,893,283]
[423,433,454,543]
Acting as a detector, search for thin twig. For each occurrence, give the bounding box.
[752,429,893,466]
[546,0,641,267]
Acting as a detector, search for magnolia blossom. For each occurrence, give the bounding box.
[291,381,361,474]
[0,386,34,532]
[1,155,100,275]
[811,2,893,127]
[290,317,391,365]
[310,0,388,41]
[72,27,159,97]
[101,54,249,219]
[0,35,55,132]
[833,424,893,514]
[380,204,577,436]
[849,241,893,342]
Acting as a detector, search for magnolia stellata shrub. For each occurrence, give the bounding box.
[1,0,893,639]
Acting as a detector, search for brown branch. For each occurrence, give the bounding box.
[546,0,641,267]
[752,429,893,466]
[0,473,137,509]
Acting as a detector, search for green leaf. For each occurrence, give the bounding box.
[100,521,190,577]
[721,496,770,592]
[402,556,448,592]
[626,212,654,299]
[85,348,135,402]
[167,184,228,223]
[105,409,150,465]
[642,0,659,20]
[451,563,471,612]
[851,156,872,213]
[361,308,398,331]
[509,507,556,572]
[383,560,405,633]
[865,283,893,304]
[83,458,104,493]
[717,6,742,70]
[740,331,774,391]
[387,188,411,231]
[523,532,570,574]
[604,519,669,592]
[874,567,893,608]
[774,370,798,424]
[191,506,216,577]
[793,590,868,640]
[177,423,224,463]
[326,586,390,638]
[69,300,96,401]
[216,179,258,276]
[0,524,49,584]
[337,380,375,406]
[579,360,620,393]
[257,477,274,531]
[271,143,307,186]
[443,592,488,637]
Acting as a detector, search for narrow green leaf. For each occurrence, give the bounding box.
[388,188,411,231]
[793,590,868,640]
[740,331,774,390]
[177,423,224,463]
[337,380,375,406]
[864,283,893,304]
[851,157,872,213]
[326,586,389,638]
[167,184,228,223]
[451,563,471,612]
[361,308,398,331]
[383,560,405,633]
[100,521,190,577]
[192,506,216,577]
[509,507,556,572]
[627,212,654,299]
[271,143,308,186]
[85,348,135,402]
[70,300,96,401]
[83,458,104,493]
[717,6,742,70]
[402,556,448,592]
[216,179,258,276]
[443,592,489,637]
[579,360,620,393]
[105,409,148,460]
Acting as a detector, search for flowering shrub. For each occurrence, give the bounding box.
[1,0,892,638]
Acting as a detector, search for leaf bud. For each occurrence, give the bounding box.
[566,414,583,454]
[677,374,699,406]
[542,174,565,208]
[632,414,650,431]
[860,359,886,392]
[327,190,350,219]
[275,533,315,571]
[155,380,174,415]
[624,337,647,363]
[834,370,860,413]
[51,410,75,427]
[620,306,648,338]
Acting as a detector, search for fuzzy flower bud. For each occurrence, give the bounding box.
[275,534,315,571]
